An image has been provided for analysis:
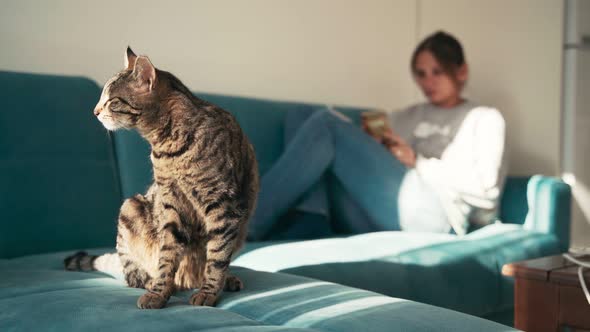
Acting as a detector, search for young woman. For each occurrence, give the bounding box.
[248,31,507,240]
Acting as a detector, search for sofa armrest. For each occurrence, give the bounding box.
[523,175,572,251]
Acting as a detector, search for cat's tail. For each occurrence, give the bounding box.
[64,251,122,276]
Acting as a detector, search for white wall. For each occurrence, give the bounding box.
[2,1,586,246]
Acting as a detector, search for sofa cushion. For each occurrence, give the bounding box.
[0,250,515,332]
[235,223,560,317]
[0,71,120,259]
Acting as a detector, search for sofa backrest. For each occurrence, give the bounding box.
[0,71,121,258]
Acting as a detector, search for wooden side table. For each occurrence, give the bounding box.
[502,255,590,332]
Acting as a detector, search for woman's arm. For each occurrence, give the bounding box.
[414,107,507,209]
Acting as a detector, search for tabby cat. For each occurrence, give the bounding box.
[64,47,259,309]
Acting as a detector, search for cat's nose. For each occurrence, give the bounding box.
[93,106,102,116]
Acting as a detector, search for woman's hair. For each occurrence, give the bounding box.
[411,31,465,76]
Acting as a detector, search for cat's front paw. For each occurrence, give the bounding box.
[125,269,150,289]
[137,292,167,309]
[189,291,218,307]
[224,275,244,292]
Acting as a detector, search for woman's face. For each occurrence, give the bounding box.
[413,51,467,108]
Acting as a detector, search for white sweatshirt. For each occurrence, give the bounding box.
[389,101,508,235]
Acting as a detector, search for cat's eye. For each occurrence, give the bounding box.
[107,97,141,116]
[109,98,122,107]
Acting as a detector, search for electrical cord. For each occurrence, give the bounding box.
[563,253,590,305]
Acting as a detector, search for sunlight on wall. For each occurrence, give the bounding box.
[562,173,590,243]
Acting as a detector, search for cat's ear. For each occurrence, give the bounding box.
[124,46,138,70]
[133,56,156,91]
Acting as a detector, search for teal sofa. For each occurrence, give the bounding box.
[0,71,567,331]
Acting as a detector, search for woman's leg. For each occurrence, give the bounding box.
[283,106,330,218]
[262,106,333,240]
[248,108,408,240]
[318,110,408,231]
[322,110,449,234]
[248,109,336,240]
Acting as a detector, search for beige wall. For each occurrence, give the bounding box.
[0,0,417,109]
[2,1,584,245]
[0,0,562,174]
[419,0,564,177]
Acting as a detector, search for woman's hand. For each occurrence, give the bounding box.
[383,128,416,168]
[361,118,384,144]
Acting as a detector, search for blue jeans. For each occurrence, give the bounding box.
[248,107,449,240]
